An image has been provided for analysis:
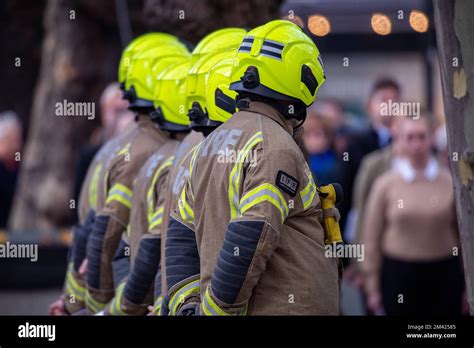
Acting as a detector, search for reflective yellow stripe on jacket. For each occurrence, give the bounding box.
[149,205,164,231]
[202,287,247,316]
[178,186,194,224]
[106,183,133,208]
[64,262,85,302]
[202,288,231,316]
[146,157,174,229]
[240,183,289,223]
[151,295,163,315]
[108,282,126,315]
[169,278,200,315]
[300,171,317,210]
[177,144,202,224]
[85,290,107,313]
[229,131,263,219]
[88,163,102,210]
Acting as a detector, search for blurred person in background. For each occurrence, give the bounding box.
[303,109,338,185]
[343,117,404,300]
[360,116,464,316]
[336,78,401,237]
[73,83,134,216]
[91,82,135,144]
[316,97,346,130]
[311,97,353,156]
[349,117,404,244]
[0,111,22,228]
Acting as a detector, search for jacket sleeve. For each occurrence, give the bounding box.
[202,147,304,315]
[62,209,95,314]
[164,146,201,315]
[86,144,149,312]
[113,160,175,315]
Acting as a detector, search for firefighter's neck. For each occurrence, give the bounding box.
[169,131,188,141]
[245,100,295,137]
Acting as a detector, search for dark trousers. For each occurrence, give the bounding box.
[381,255,464,316]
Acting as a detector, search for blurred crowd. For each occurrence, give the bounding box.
[303,77,465,316]
[0,75,466,316]
[0,111,22,228]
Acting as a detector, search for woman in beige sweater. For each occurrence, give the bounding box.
[361,117,463,316]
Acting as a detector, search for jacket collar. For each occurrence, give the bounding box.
[394,156,439,183]
[237,99,294,137]
[136,113,168,141]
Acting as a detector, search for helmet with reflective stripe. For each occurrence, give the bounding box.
[124,40,191,110]
[118,33,186,87]
[204,51,239,123]
[230,20,325,108]
[151,59,191,132]
[185,28,247,128]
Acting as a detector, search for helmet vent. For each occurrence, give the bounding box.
[301,65,318,95]
[215,88,236,114]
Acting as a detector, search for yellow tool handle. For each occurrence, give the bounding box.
[319,184,343,245]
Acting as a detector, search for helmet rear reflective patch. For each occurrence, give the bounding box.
[238,36,284,61]
[260,39,284,60]
[238,36,254,53]
[301,64,318,95]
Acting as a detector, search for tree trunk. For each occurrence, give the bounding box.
[433,0,474,314]
[9,0,123,230]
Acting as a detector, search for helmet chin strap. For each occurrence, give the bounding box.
[293,112,306,130]
[237,92,307,122]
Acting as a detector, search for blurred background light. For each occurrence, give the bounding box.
[371,13,392,35]
[308,15,331,37]
[409,10,429,33]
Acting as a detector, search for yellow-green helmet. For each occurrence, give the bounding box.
[118,33,185,87]
[186,28,246,128]
[151,59,191,132]
[124,43,191,110]
[230,20,325,108]
[203,51,239,123]
[190,27,247,63]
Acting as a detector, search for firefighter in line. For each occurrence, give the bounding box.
[165,20,341,315]
[149,28,248,315]
[48,33,184,315]
[102,57,192,315]
[83,35,190,314]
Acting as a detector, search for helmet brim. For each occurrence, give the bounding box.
[229,81,303,105]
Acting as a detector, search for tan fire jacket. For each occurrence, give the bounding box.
[156,131,204,314]
[172,101,340,315]
[63,123,137,314]
[103,137,183,315]
[85,114,169,313]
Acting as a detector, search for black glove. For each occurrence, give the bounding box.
[176,302,200,316]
